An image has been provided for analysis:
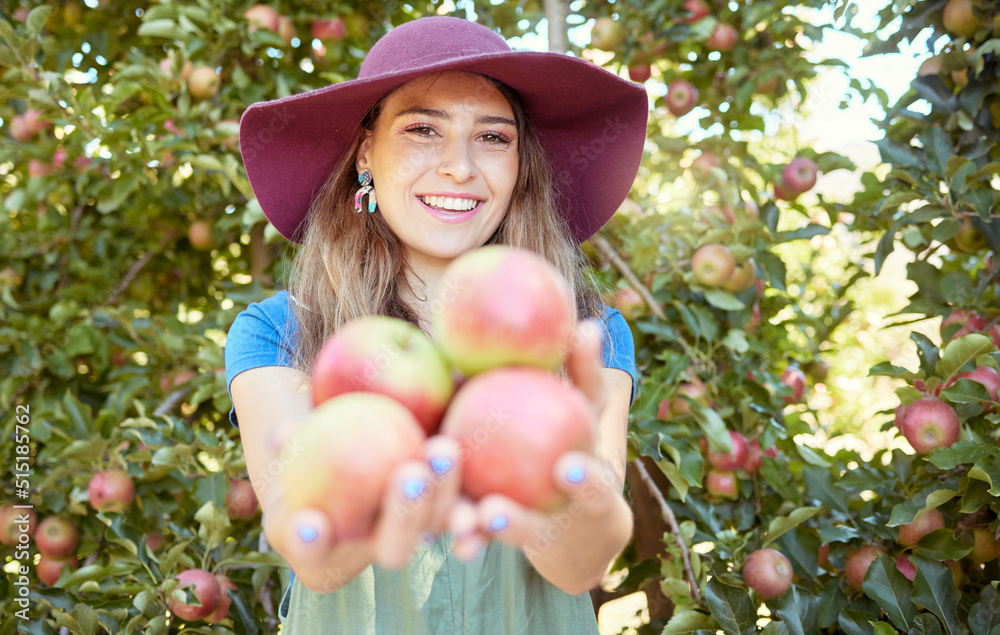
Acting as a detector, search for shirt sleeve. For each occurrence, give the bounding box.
[224,291,297,428]
[600,306,638,405]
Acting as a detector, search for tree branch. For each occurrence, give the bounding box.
[107,232,177,305]
[633,459,701,604]
[591,234,667,321]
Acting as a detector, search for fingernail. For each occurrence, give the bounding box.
[401,478,427,500]
[430,456,453,475]
[297,525,318,543]
[565,465,587,485]
[489,514,508,532]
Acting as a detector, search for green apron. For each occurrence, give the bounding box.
[278,536,600,634]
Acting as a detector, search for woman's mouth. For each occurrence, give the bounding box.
[417,195,482,222]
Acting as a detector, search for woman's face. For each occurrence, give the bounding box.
[357,71,519,270]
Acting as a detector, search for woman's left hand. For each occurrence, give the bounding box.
[447,320,634,591]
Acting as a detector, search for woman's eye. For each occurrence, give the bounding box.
[405,124,437,136]
[481,132,511,144]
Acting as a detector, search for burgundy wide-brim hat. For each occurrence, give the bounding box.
[239,16,648,244]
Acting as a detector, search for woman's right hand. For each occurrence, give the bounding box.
[260,433,462,592]
[232,366,462,593]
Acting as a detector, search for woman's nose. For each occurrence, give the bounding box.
[436,137,474,182]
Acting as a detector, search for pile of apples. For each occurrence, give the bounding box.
[280,246,596,542]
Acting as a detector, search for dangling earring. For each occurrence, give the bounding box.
[354,170,377,213]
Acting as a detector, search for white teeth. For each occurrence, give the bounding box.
[420,195,478,211]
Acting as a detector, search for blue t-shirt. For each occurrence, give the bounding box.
[224,290,638,427]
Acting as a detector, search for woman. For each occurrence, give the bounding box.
[225,16,648,633]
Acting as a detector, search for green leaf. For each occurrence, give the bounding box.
[909,613,944,635]
[775,223,830,243]
[763,507,823,547]
[192,471,228,508]
[911,556,961,635]
[875,138,924,170]
[761,458,802,505]
[693,408,730,454]
[137,18,187,39]
[25,5,53,37]
[817,578,848,629]
[926,441,997,470]
[722,329,749,354]
[661,609,719,634]
[802,466,848,514]
[968,584,1000,635]
[913,528,972,561]
[70,603,101,635]
[705,578,756,635]
[862,554,915,632]
[872,623,900,635]
[704,289,745,310]
[194,501,231,551]
[969,456,1000,496]
[936,333,994,379]
[775,586,818,635]
[839,609,878,635]
[940,378,991,403]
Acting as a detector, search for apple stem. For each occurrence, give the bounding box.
[633,459,702,604]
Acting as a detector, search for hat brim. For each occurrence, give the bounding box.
[239,50,648,244]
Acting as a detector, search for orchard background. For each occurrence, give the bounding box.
[1,0,998,633]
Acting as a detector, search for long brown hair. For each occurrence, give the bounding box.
[286,73,604,374]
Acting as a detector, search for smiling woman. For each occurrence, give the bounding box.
[224,15,649,635]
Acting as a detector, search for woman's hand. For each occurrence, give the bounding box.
[261,433,463,591]
[447,320,634,593]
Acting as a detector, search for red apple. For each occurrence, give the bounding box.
[277,15,295,45]
[656,398,672,421]
[243,4,280,33]
[683,0,710,22]
[590,17,625,51]
[692,243,736,287]
[845,544,885,590]
[705,470,739,499]
[818,543,832,571]
[613,287,645,321]
[28,159,51,178]
[774,181,798,201]
[168,568,222,622]
[953,217,987,253]
[742,439,765,474]
[51,148,67,171]
[442,367,594,511]
[942,0,981,38]
[187,220,214,250]
[88,470,135,513]
[187,66,220,100]
[894,402,909,431]
[672,381,708,415]
[666,79,699,117]
[781,368,806,404]
[896,554,917,581]
[743,548,793,599]
[781,157,818,194]
[9,109,47,142]
[146,532,165,552]
[946,560,964,588]
[281,393,426,541]
[691,151,721,181]
[205,574,236,623]
[707,431,750,472]
[900,397,960,453]
[918,55,942,77]
[37,554,77,586]
[940,309,985,340]
[958,366,1000,402]
[226,479,259,519]
[312,316,455,434]
[312,18,347,41]
[705,204,735,225]
[432,246,576,377]
[0,506,36,547]
[35,517,78,558]
[707,24,738,51]
[969,527,1000,563]
[723,258,756,293]
[897,508,945,547]
[628,64,652,83]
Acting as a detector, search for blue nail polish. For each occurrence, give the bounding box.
[489,514,508,532]
[298,526,318,543]
[566,465,586,484]
[430,457,453,475]
[401,479,427,500]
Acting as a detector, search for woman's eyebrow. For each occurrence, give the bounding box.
[394,107,515,127]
